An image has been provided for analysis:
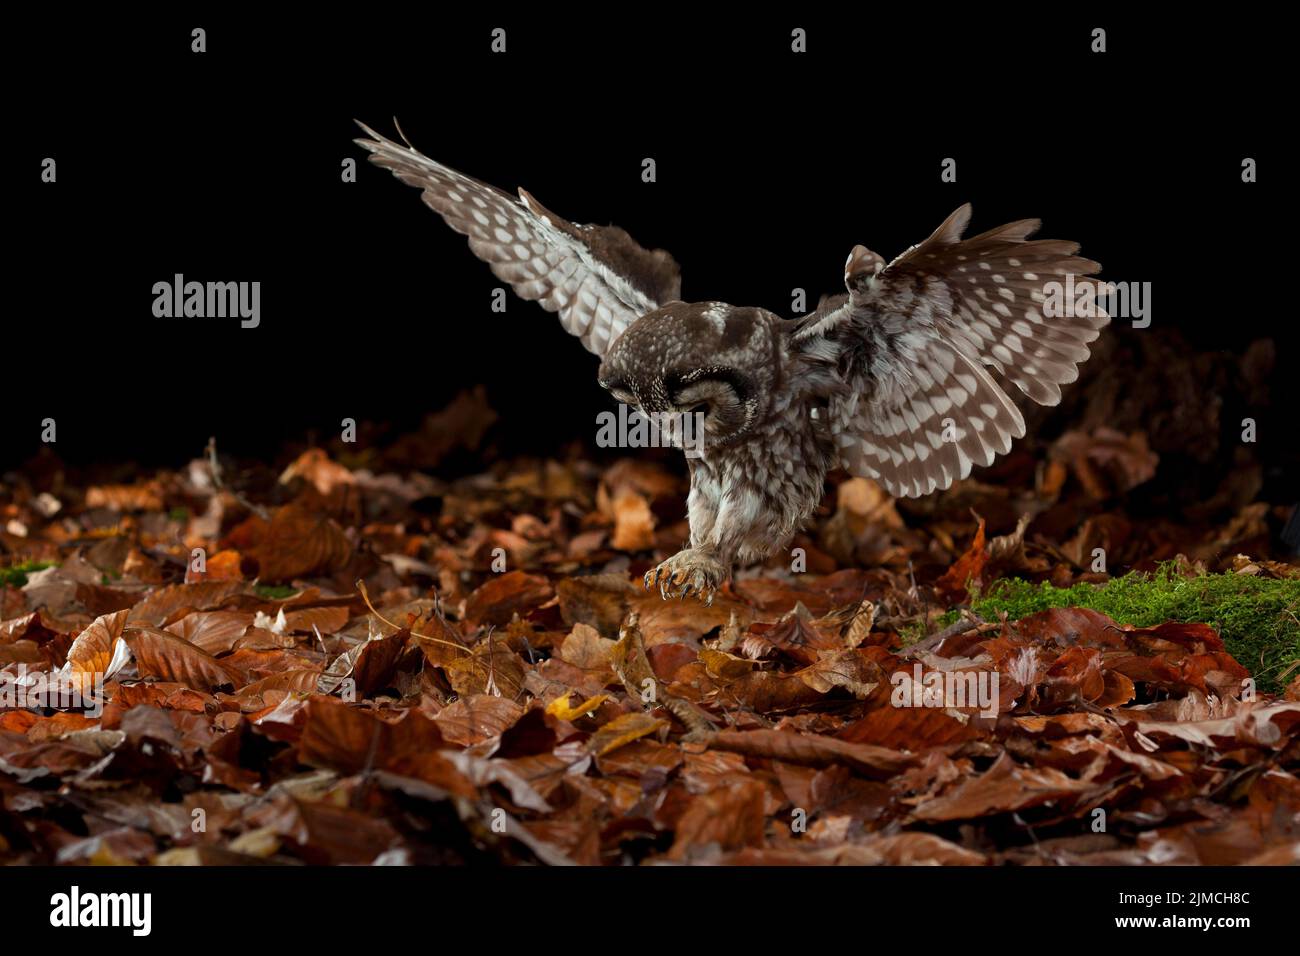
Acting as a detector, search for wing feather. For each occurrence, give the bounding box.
[354,121,681,358]
[797,204,1107,498]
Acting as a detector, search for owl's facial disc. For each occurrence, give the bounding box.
[599,355,759,450]
[669,369,754,443]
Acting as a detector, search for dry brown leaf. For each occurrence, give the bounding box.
[127,580,248,627]
[558,622,617,672]
[912,752,1098,822]
[434,695,526,746]
[245,505,353,583]
[463,570,553,627]
[63,609,130,689]
[669,778,767,860]
[165,610,253,655]
[298,697,444,776]
[705,729,913,779]
[124,626,243,691]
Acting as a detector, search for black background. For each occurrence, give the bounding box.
[6,9,1287,472]
[6,863,1283,941]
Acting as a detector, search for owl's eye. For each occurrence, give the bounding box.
[673,378,737,414]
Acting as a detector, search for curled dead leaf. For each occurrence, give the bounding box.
[124,626,244,691]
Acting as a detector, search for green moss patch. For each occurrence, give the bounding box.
[969,567,1300,694]
[253,584,300,600]
[0,560,57,588]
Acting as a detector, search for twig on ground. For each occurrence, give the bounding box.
[900,611,990,659]
[205,436,270,520]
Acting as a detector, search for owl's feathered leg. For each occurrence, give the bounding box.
[644,549,730,606]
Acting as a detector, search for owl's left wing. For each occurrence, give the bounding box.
[793,204,1109,498]
[355,122,681,357]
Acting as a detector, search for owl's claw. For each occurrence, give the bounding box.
[644,550,729,606]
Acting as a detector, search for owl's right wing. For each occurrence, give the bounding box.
[793,204,1108,498]
[355,121,681,357]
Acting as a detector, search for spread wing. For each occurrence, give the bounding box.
[355,121,681,357]
[794,204,1109,498]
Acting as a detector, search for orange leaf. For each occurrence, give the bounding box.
[935,518,988,602]
[64,609,130,691]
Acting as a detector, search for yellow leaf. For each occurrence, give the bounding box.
[89,844,137,866]
[588,711,666,756]
[546,692,611,721]
[700,648,758,680]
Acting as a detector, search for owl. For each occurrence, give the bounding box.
[356,122,1108,604]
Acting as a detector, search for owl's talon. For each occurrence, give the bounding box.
[644,549,729,606]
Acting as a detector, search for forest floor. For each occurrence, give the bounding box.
[2,389,1298,865]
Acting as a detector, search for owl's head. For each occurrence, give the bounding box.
[597,301,781,447]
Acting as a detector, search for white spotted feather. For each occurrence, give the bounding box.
[794,204,1108,499]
